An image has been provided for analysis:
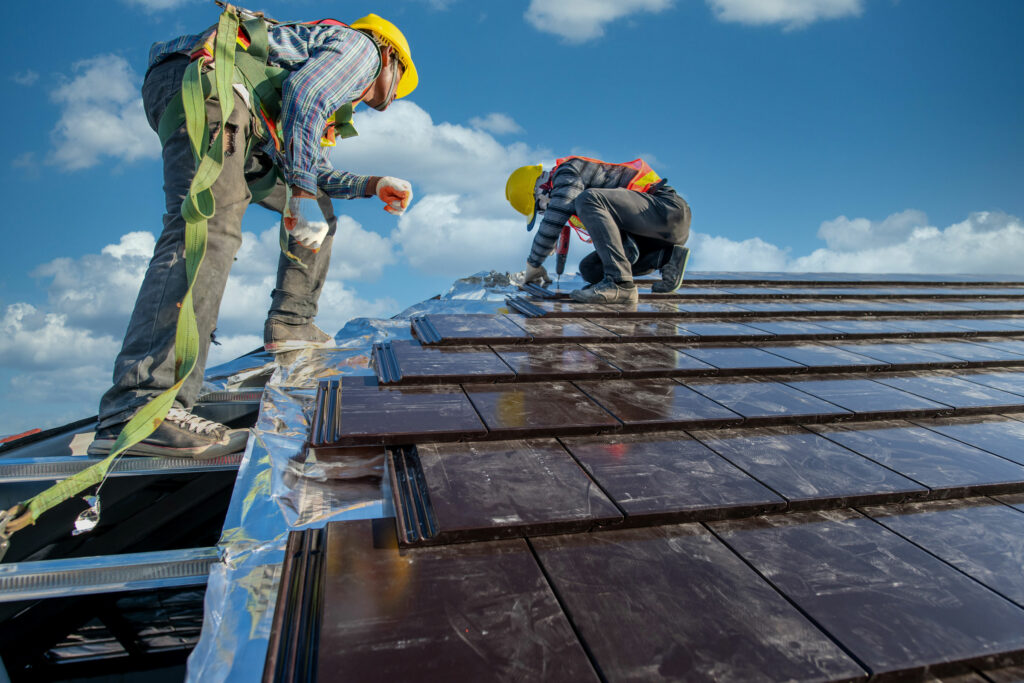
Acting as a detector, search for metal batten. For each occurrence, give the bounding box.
[0,454,242,484]
[0,547,219,601]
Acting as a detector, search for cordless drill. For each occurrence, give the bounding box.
[555,225,571,286]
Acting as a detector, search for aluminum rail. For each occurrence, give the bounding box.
[0,454,242,484]
[0,546,219,602]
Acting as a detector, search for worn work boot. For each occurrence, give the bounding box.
[87,407,248,459]
[264,318,334,353]
[570,276,639,305]
[652,245,690,293]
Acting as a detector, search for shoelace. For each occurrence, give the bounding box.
[165,407,226,436]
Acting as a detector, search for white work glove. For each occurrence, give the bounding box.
[522,262,552,286]
[283,195,329,251]
[376,176,413,215]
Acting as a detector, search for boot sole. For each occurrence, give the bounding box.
[264,339,335,353]
[652,246,691,293]
[86,429,249,460]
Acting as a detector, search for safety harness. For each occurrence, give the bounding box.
[0,4,367,552]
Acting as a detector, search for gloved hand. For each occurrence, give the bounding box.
[376,176,413,215]
[284,195,330,251]
[522,262,552,286]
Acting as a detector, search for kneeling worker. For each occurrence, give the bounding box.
[506,156,691,303]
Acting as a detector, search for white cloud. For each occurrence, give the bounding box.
[687,233,792,272]
[790,210,1024,274]
[219,223,399,336]
[469,113,524,135]
[392,195,527,277]
[524,0,674,43]
[707,0,863,29]
[13,69,39,86]
[233,219,396,282]
[333,101,548,211]
[0,304,120,371]
[208,334,263,367]
[327,100,551,277]
[32,231,154,334]
[49,55,159,170]
[686,210,1024,276]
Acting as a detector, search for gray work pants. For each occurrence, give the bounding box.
[97,56,332,428]
[257,183,336,325]
[573,185,691,284]
[579,241,668,284]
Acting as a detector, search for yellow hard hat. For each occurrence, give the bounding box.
[350,14,418,98]
[505,164,544,229]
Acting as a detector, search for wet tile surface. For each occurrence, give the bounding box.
[808,421,1024,495]
[815,318,949,335]
[711,509,1024,677]
[959,300,1024,312]
[562,431,785,523]
[525,300,616,317]
[862,497,1024,605]
[691,425,927,507]
[504,315,621,342]
[318,520,598,682]
[490,344,621,381]
[670,344,806,371]
[943,318,1024,333]
[732,301,811,313]
[880,299,975,312]
[874,375,1024,410]
[782,377,952,417]
[683,379,852,423]
[912,414,1024,466]
[411,439,622,542]
[955,370,1024,396]
[574,378,743,430]
[581,342,716,376]
[628,300,693,316]
[675,320,774,340]
[415,314,530,344]
[586,318,700,342]
[795,299,899,313]
[302,276,1024,681]
[463,381,620,439]
[382,340,514,384]
[743,320,843,337]
[531,524,867,683]
[675,301,753,314]
[832,341,966,366]
[910,340,1024,363]
[312,377,487,445]
[972,338,1024,356]
[754,343,889,370]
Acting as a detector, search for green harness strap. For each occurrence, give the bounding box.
[2,8,243,540]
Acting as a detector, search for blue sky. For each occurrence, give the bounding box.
[1,0,1022,434]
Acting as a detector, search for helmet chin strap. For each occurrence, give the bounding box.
[367,58,400,111]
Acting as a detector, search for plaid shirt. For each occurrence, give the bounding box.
[149,22,380,198]
[527,158,643,267]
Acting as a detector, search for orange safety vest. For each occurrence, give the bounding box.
[550,157,663,237]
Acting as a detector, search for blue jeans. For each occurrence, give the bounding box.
[98,57,333,428]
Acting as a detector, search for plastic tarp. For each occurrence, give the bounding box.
[186,271,525,682]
